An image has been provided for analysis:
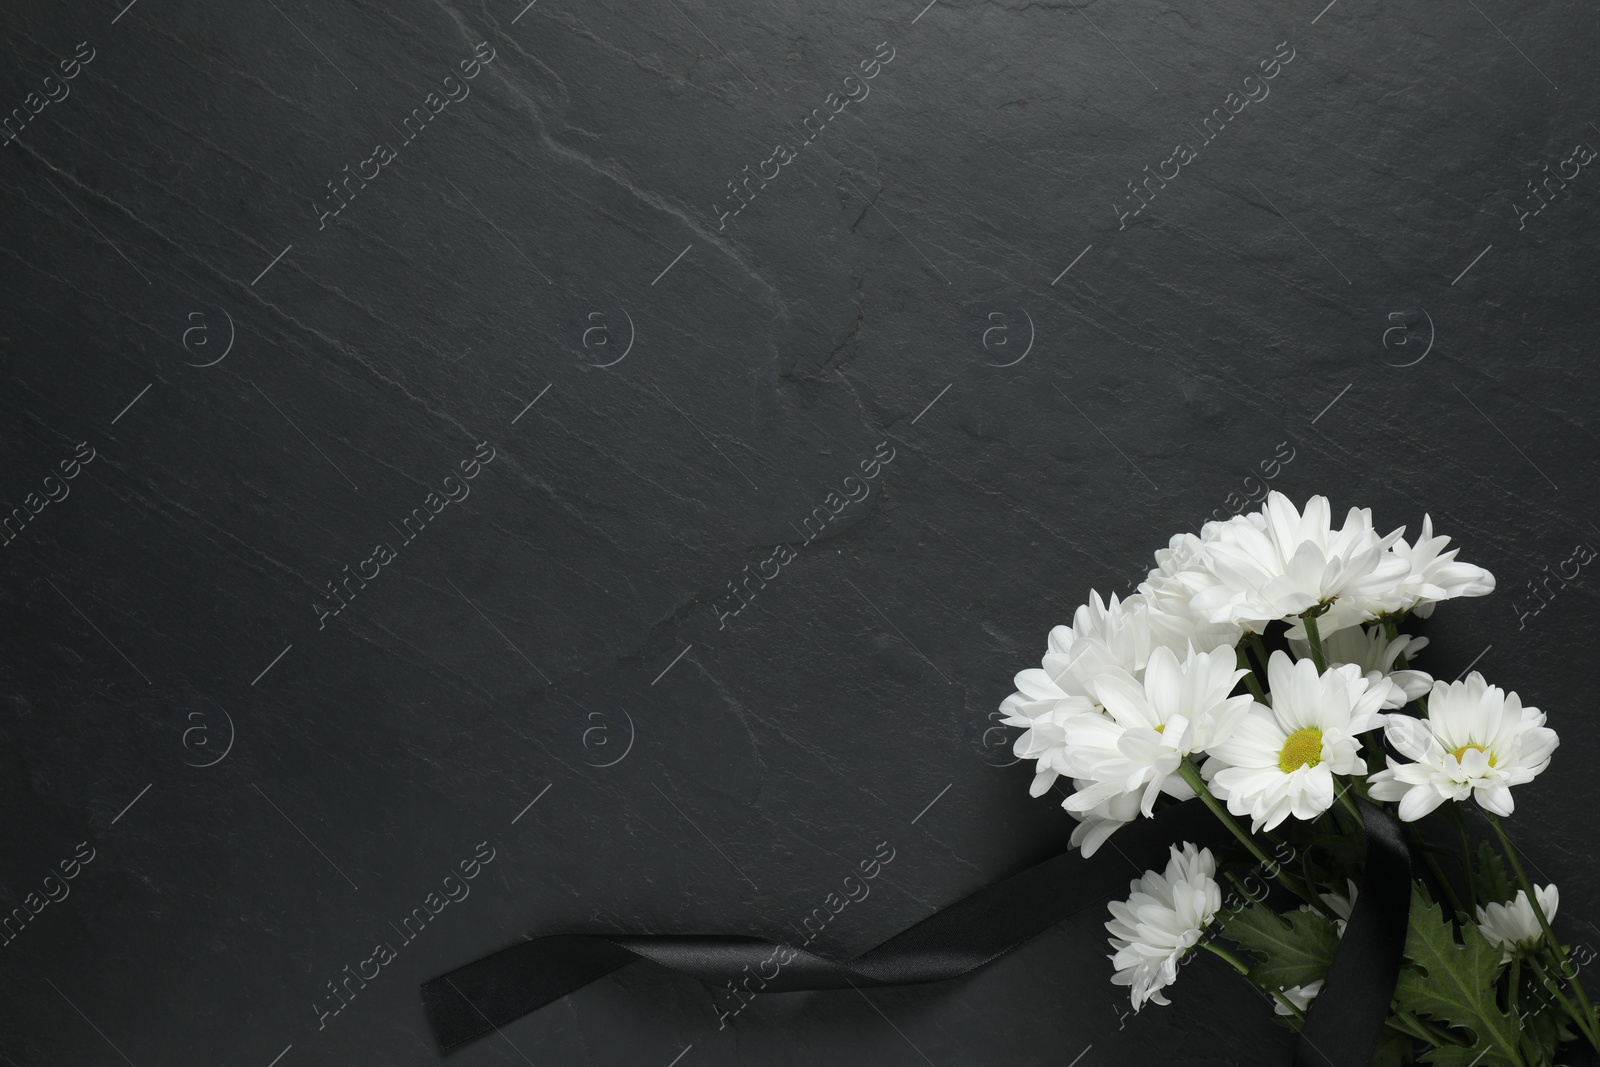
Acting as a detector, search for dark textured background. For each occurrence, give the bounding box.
[2,0,1597,1064]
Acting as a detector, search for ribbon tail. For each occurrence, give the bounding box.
[422,801,1229,1053]
[1296,798,1412,1067]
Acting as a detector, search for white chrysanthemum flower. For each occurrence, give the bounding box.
[1106,843,1221,1010]
[1062,645,1254,820]
[1063,783,1142,858]
[1288,624,1433,710]
[1203,652,1388,832]
[1000,591,1239,799]
[1274,979,1324,1015]
[1362,514,1496,619]
[1140,532,1247,651]
[1274,882,1358,1014]
[1045,591,1241,706]
[1368,674,1559,821]
[1186,493,1409,635]
[1000,679,1097,797]
[1476,885,1559,963]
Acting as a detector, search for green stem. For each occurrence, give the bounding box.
[1301,609,1329,672]
[1528,957,1600,1052]
[1404,823,1468,923]
[1208,946,1310,1029]
[1488,814,1600,1051]
[1199,938,1251,975]
[1335,779,1364,825]
[1178,762,1324,912]
[1508,955,1521,1017]
[1236,647,1267,702]
[1247,632,1273,677]
[1485,815,1559,948]
[1382,616,1406,666]
[1224,870,1266,911]
[1327,789,1362,839]
[1270,990,1307,1023]
[1446,804,1478,912]
[1380,615,1428,715]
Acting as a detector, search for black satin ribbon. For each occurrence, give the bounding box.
[422,799,1410,1063]
[1296,798,1412,1067]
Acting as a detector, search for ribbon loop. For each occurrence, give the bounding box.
[423,800,1411,1062]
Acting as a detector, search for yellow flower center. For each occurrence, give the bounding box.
[1278,727,1324,773]
[1154,723,1166,734]
[1449,743,1494,766]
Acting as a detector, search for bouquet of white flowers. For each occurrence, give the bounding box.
[1000,493,1597,1065]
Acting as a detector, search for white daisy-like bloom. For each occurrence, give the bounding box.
[1140,531,1248,649]
[1288,624,1433,710]
[1106,843,1221,1010]
[1273,979,1324,1016]
[1274,881,1358,1015]
[1203,652,1388,832]
[1062,645,1254,820]
[1000,592,1144,799]
[1045,591,1241,706]
[1475,885,1559,963]
[1367,674,1559,821]
[1185,493,1410,636]
[1063,783,1143,858]
[1000,591,1239,800]
[1360,514,1496,620]
[1000,678,1096,798]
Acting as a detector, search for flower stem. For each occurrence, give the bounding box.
[1178,761,1324,912]
[1508,955,1521,1017]
[1489,813,1600,1051]
[1445,804,1478,912]
[1334,780,1364,825]
[1236,647,1267,702]
[1199,938,1251,975]
[1247,632,1273,676]
[1381,617,1406,667]
[1380,616,1429,714]
[1404,823,1468,923]
[1270,990,1307,1022]
[1528,956,1600,1052]
[1300,609,1329,672]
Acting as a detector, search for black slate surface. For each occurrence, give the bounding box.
[2,0,1597,1064]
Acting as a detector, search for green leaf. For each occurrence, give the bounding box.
[1218,903,1340,991]
[1474,841,1515,907]
[1370,1027,1414,1067]
[1394,884,1521,1066]
[1419,1044,1518,1066]
[1296,817,1368,875]
[1518,999,1561,1067]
